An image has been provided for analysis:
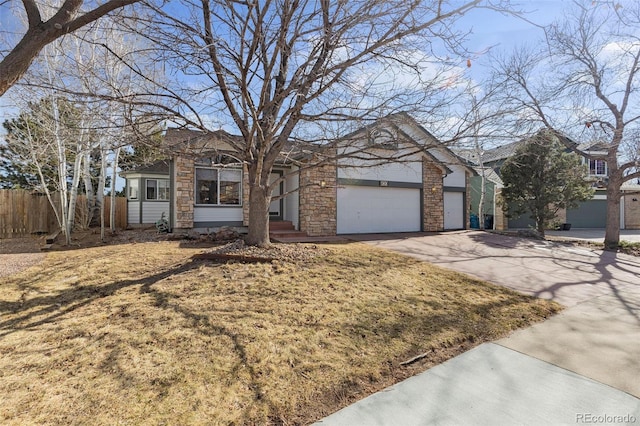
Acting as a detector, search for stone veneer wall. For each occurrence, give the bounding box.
[299,162,337,236]
[493,188,507,231]
[625,194,640,229]
[555,208,567,225]
[423,158,444,232]
[174,156,196,229]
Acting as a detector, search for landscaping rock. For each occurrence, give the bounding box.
[211,227,240,241]
[516,229,543,239]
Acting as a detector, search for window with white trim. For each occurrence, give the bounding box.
[146,179,170,200]
[195,155,242,205]
[128,179,139,200]
[589,159,607,176]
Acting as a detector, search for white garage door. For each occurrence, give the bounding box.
[444,191,464,230]
[337,186,421,234]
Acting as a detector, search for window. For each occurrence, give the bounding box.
[128,179,139,200]
[146,179,169,200]
[195,155,242,205]
[368,128,398,149]
[589,159,607,176]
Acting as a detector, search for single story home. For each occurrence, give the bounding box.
[121,113,475,236]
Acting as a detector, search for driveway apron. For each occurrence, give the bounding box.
[317,231,640,425]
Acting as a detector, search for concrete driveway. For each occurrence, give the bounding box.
[317,231,640,425]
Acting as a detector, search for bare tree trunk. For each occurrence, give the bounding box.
[604,166,622,249]
[97,148,108,241]
[110,147,121,234]
[82,151,96,227]
[51,96,72,245]
[67,154,83,237]
[245,184,271,247]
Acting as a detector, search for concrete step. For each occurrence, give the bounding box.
[269,220,295,231]
[269,228,309,243]
[270,230,307,237]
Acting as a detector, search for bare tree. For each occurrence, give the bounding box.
[4,11,160,243]
[0,0,144,96]
[492,0,640,248]
[126,0,511,246]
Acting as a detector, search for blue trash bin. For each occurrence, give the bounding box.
[470,213,480,229]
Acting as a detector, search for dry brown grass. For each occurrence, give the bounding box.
[0,240,561,425]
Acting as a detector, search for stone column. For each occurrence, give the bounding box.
[624,194,640,229]
[174,156,195,230]
[494,188,507,231]
[423,158,444,232]
[299,161,337,236]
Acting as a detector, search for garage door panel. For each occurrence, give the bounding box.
[444,192,464,230]
[566,200,607,228]
[337,186,421,234]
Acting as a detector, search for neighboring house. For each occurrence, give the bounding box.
[467,167,504,230]
[120,113,475,236]
[461,131,640,230]
[119,160,170,226]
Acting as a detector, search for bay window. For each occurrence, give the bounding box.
[146,179,170,200]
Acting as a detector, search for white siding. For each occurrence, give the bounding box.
[443,164,466,188]
[193,206,243,222]
[338,149,422,183]
[337,186,421,234]
[127,201,140,224]
[142,202,170,224]
[284,170,299,229]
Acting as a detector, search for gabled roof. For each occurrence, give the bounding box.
[120,160,170,176]
[163,127,311,162]
[477,129,579,165]
[338,112,476,176]
[577,141,609,155]
[161,114,475,176]
[164,127,244,154]
[480,139,529,164]
[473,166,503,187]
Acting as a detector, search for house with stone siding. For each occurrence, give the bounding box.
[122,113,475,236]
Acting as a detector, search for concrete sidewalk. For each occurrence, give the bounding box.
[546,228,640,243]
[317,344,640,426]
[316,231,640,425]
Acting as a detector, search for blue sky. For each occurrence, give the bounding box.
[0,0,573,191]
[0,0,567,128]
[459,0,565,73]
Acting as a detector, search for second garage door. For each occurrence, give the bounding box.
[337,185,421,234]
[566,199,607,228]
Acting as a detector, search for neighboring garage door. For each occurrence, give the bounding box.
[337,186,421,234]
[566,199,607,228]
[508,213,536,229]
[444,192,464,230]
[507,203,536,229]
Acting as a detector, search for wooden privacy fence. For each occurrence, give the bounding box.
[0,189,128,238]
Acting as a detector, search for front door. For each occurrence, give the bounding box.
[269,172,283,220]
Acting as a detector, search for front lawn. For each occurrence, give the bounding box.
[0,240,561,425]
